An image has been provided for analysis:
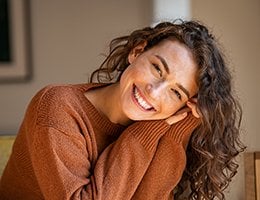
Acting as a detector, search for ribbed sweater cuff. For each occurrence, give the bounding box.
[165,113,201,144]
[128,120,170,152]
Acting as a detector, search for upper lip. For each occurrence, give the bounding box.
[133,84,156,111]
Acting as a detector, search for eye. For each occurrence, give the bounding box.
[152,64,162,77]
[172,89,182,100]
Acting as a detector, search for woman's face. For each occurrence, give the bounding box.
[119,39,198,121]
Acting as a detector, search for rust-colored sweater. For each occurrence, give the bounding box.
[0,83,200,200]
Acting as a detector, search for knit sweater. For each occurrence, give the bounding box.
[0,83,200,200]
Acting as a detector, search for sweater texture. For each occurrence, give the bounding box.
[0,83,200,200]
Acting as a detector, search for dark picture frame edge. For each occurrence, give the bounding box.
[0,0,32,84]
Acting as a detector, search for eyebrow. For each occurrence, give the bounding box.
[155,55,169,74]
[155,54,190,99]
[176,83,190,99]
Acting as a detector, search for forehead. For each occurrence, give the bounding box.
[150,39,197,72]
[148,39,198,95]
[151,39,193,59]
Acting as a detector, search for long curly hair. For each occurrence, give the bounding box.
[90,20,246,199]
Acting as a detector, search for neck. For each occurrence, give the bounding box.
[85,83,132,126]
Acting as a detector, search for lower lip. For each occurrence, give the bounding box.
[131,85,153,112]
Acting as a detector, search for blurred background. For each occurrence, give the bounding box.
[0,0,259,199]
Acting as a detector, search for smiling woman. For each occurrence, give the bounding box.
[0,20,245,200]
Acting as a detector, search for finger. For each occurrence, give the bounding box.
[165,112,187,125]
[187,101,200,118]
[175,106,190,115]
[186,101,199,118]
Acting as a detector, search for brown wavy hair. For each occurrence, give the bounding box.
[90,20,246,199]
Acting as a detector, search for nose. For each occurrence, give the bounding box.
[145,83,153,94]
[145,82,168,99]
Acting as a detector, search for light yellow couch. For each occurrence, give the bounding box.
[0,135,15,176]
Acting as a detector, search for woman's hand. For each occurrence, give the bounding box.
[186,98,200,118]
[165,98,200,125]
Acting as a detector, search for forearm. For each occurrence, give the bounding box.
[132,114,201,199]
[31,120,170,200]
[91,120,170,200]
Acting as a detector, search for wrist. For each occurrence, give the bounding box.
[165,113,201,143]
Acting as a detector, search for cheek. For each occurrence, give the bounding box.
[160,98,184,117]
[120,67,134,87]
[121,65,151,84]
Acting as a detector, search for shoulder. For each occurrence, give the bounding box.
[33,84,89,129]
[24,83,107,134]
[37,84,85,102]
[35,83,104,105]
[35,84,83,112]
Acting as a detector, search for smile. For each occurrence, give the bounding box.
[132,84,155,111]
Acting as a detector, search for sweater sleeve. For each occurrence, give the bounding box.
[131,114,201,200]
[27,85,171,200]
[31,121,170,200]
[90,120,170,199]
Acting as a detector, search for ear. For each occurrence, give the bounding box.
[128,41,147,64]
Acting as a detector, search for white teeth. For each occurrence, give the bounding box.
[134,87,153,110]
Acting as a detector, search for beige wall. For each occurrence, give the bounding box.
[192,0,260,199]
[0,0,259,199]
